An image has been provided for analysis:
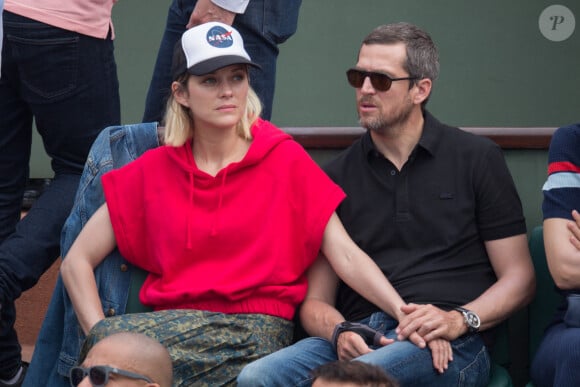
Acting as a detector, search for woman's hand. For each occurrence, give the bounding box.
[428,338,453,374]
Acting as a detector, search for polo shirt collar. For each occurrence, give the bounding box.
[417,110,443,157]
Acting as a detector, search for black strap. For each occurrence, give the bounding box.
[331,321,383,350]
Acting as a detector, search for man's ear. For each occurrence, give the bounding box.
[172,81,189,108]
[412,78,432,105]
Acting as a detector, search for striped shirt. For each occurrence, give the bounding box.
[542,123,580,220]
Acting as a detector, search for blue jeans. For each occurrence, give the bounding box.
[0,11,120,376]
[142,0,301,122]
[237,312,491,387]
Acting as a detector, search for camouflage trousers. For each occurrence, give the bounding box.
[81,309,294,386]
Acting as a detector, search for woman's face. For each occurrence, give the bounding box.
[176,64,249,131]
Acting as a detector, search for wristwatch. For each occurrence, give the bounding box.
[454,306,481,333]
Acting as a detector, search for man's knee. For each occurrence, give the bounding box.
[238,338,337,386]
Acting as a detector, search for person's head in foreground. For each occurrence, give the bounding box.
[311,360,399,387]
[164,21,262,146]
[69,332,172,387]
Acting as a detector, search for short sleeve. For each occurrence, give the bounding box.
[542,125,580,220]
[474,143,527,240]
[282,141,346,261]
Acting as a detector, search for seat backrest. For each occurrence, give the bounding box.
[527,225,564,363]
[126,266,153,313]
[490,320,510,366]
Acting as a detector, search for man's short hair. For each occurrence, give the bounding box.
[311,360,399,387]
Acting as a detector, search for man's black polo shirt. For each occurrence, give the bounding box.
[324,111,526,322]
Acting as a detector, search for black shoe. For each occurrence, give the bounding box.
[0,362,28,387]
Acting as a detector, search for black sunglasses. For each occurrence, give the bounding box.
[69,365,153,387]
[346,68,417,92]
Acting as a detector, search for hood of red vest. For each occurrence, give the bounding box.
[163,118,293,247]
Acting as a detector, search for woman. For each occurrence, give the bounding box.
[61,22,412,386]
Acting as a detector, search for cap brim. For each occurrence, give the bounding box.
[187,55,261,76]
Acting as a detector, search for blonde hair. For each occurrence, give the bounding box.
[163,71,262,146]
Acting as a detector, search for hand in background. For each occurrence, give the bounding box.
[567,210,580,250]
[187,0,236,28]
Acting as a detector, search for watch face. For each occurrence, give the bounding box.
[465,311,481,329]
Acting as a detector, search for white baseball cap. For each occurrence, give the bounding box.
[171,22,260,79]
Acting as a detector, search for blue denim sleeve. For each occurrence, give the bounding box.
[25,123,160,385]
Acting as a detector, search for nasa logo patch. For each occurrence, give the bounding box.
[206,26,234,48]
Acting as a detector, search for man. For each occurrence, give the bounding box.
[237,22,535,386]
[0,1,120,385]
[71,332,172,387]
[143,0,302,122]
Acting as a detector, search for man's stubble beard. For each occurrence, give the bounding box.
[358,97,414,136]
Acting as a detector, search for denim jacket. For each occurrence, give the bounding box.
[24,123,160,387]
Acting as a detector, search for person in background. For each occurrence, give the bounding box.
[311,360,399,387]
[237,22,535,386]
[0,1,120,385]
[70,332,172,387]
[143,0,301,123]
[0,0,3,76]
[60,22,419,386]
[531,122,580,387]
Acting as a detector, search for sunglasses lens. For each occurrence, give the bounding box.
[346,70,391,91]
[369,73,391,91]
[70,368,85,386]
[89,367,108,386]
[346,69,364,88]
